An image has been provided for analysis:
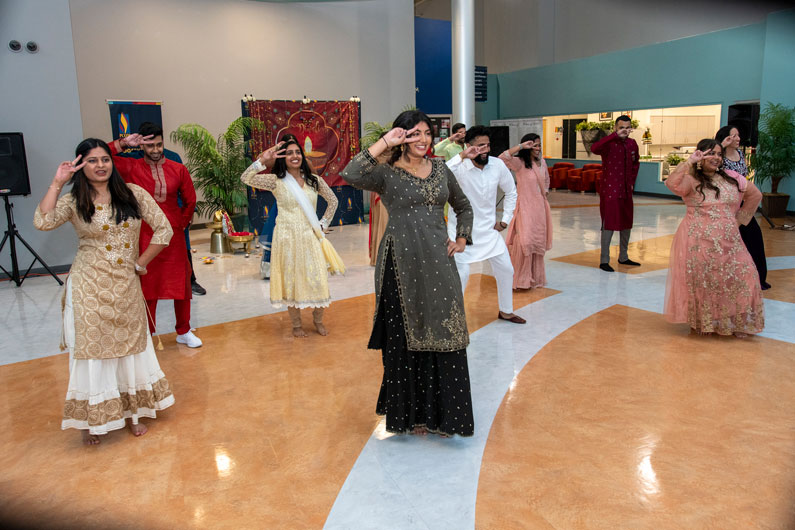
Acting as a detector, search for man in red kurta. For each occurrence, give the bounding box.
[591,115,641,272]
[109,123,202,347]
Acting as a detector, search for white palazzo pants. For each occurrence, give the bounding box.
[455,250,515,314]
[62,277,174,434]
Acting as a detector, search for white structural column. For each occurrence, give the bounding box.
[452,0,475,127]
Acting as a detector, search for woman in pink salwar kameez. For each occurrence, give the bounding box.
[500,134,553,289]
[664,138,764,337]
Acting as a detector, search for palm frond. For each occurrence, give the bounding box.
[170,118,264,216]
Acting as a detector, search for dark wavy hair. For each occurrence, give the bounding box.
[518,133,541,169]
[272,134,319,191]
[70,138,141,224]
[388,109,434,165]
[692,138,740,202]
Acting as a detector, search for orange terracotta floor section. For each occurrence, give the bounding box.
[475,305,795,529]
[764,269,795,304]
[552,234,675,274]
[0,274,548,529]
[760,219,795,257]
[463,273,559,329]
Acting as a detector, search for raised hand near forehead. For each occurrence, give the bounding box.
[122,133,156,148]
[461,143,489,160]
[450,130,466,142]
[383,126,421,148]
[688,150,705,164]
[54,156,87,185]
[720,136,733,148]
[258,141,287,167]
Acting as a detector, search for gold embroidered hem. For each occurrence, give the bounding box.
[62,377,174,434]
[61,333,174,435]
[272,298,332,309]
[373,237,469,352]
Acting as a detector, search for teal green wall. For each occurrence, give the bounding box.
[759,9,795,209]
[475,74,500,125]
[496,12,795,211]
[498,23,765,119]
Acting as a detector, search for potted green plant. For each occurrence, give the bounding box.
[665,153,684,167]
[750,102,795,218]
[576,122,609,153]
[170,117,264,228]
[360,120,392,149]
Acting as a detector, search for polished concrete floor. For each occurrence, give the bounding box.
[1,192,794,529]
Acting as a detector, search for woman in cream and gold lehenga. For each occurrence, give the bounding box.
[34,138,174,445]
[240,134,342,337]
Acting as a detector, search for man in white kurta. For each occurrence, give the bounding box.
[447,126,525,324]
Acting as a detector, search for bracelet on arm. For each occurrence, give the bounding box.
[134,262,147,273]
[49,185,63,191]
[381,137,390,151]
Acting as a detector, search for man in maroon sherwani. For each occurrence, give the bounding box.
[109,123,203,347]
[591,115,640,272]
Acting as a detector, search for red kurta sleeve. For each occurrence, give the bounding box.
[177,165,197,230]
[590,132,617,156]
[107,139,138,181]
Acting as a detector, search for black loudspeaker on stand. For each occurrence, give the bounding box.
[0,132,63,286]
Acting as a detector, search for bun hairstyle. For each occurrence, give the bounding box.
[692,138,739,202]
[518,133,540,169]
[387,109,434,165]
[71,138,141,224]
[272,133,320,191]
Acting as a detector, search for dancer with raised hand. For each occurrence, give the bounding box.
[109,123,202,348]
[34,139,175,445]
[240,134,342,337]
[591,115,640,272]
[342,109,475,437]
[446,125,525,323]
[500,133,553,289]
[663,138,764,337]
[433,122,466,161]
[716,125,771,290]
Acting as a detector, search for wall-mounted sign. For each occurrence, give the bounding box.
[475,66,487,102]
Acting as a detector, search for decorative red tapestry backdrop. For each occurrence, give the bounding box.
[245,100,360,186]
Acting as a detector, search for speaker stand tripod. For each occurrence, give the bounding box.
[0,195,63,287]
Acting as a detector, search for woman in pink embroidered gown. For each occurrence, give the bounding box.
[663,138,764,337]
[500,133,553,288]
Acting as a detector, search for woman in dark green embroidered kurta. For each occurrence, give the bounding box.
[342,110,474,436]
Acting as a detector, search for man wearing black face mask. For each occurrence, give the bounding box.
[446,126,525,324]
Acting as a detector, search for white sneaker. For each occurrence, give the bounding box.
[176,330,203,348]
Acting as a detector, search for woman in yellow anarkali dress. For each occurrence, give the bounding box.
[241,135,340,337]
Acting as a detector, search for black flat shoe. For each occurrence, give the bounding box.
[618,259,641,266]
[599,263,614,272]
[761,282,772,290]
[191,282,207,295]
